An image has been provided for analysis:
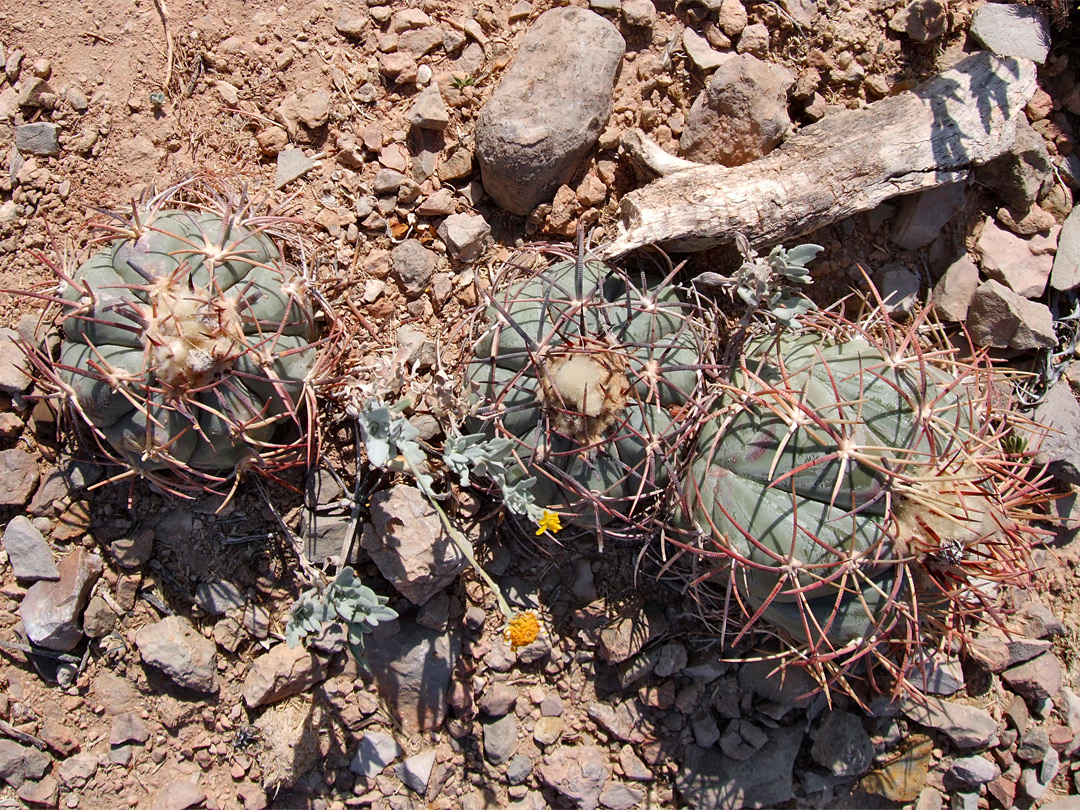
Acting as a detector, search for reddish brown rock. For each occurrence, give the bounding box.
[1003,653,1063,701]
[0,448,38,506]
[19,548,103,651]
[242,643,328,708]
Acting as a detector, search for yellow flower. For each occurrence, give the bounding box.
[535,510,563,536]
[504,611,541,649]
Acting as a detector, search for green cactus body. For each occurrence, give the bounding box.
[685,328,999,652]
[53,192,318,484]
[469,257,704,527]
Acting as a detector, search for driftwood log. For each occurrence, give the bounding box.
[598,52,1038,260]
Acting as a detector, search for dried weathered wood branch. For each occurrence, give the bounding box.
[599,52,1038,259]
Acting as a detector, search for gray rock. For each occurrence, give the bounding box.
[506,753,534,784]
[931,256,979,322]
[17,77,53,108]
[979,117,1051,213]
[810,710,874,777]
[335,7,368,37]
[1034,381,1080,484]
[887,0,947,42]
[654,641,688,678]
[408,84,449,130]
[970,3,1050,64]
[135,616,219,693]
[0,328,31,394]
[969,630,1052,672]
[1017,727,1050,762]
[82,596,116,638]
[681,53,793,167]
[110,711,150,746]
[677,723,804,810]
[737,659,816,706]
[1052,205,1080,291]
[966,279,1055,351]
[437,212,491,263]
[947,755,1000,787]
[373,169,406,195]
[391,239,437,297]
[975,219,1052,298]
[20,548,103,651]
[396,748,436,793]
[476,7,624,214]
[297,89,330,129]
[366,617,459,734]
[623,0,657,27]
[195,579,245,615]
[913,656,965,696]
[716,0,748,35]
[538,745,610,810]
[350,730,400,778]
[903,696,998,748]
[242,643,327,708]
[479,682,519,716]
[683,29,731,72]
[891,183,967,250]
[57,753,99,788]
[692,714,721,748]
[871,262,920,316]
[598,604,667,663]
[0,740,51,788]
[734,23,769,55]
[599,782,646,810]
[107,529,154,569]
[483,713,519,765]
[2,515,57,581]
[360,485,466,606]
[0,448,39,506]
[1002,652,1063,701]
[275,148,315,189]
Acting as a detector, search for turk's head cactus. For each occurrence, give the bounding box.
[678,309,1049,696]
[27,181,330,494]
[467,250,709,533]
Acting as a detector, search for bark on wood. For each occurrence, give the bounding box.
[598,52,1038,260]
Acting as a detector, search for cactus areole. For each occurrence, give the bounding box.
[469,257,704,528]
[683,321,1039,674]
[53,189,318,486]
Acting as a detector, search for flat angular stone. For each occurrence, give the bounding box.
[1051,206,1080,291]
[366,617,459,734]
[408,84,449,130]
[891,182,966,250]
[350,730,400,778]
[242,643,328,708]
[1002,652,1063,701]
[931,256,979,322]
[15,122,61,156]
[970,4,1050,64]
[538,745,610,810]
[975,218,1052,298]
[1033,380,1080,485]
[437,212,491,263]
[20,548,103,651]
[0,448,39,506]
[2,515,57,581]
[0,740,51,788]
[275,148,315,189]
[903,697,998,749]
[677,723,804,809]
[681,53,793,167]
[476,7,624,214]
[135,616,219,693]
[966,279,1055,351]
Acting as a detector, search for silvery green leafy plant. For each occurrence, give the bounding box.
[346,396,542,628]
[443,432,545,523]
[731,234,822,326]
[285,566,397,664]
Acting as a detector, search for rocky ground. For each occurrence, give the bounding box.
[1,0,1080,809]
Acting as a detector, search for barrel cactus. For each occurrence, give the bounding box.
[467,251,708,533]
[32,181,325,494]
[680,310,1047,694]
